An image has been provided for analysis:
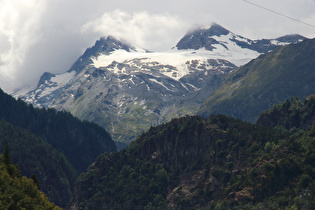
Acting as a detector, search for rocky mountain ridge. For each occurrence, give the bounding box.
[176,23,304,53]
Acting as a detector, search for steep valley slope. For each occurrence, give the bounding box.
[199,38,315,122]
[0,88,116,207]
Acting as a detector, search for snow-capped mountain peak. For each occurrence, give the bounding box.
[95,36,137,53]
[67,36,139,74]
[13,23,306,145]
[176,23,305,53]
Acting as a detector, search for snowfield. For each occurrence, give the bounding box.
[92,32,260,80]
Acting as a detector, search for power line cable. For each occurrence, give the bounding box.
[242,0,315,29]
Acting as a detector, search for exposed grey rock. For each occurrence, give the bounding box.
[176,23,305,53]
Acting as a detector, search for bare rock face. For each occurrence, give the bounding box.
[176,23,305,53]
[176,23,230,50]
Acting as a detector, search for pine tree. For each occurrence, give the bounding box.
[3,145,11,166]
[31,174,40,189]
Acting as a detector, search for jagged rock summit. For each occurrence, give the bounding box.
[176,23,230,50]
[176,23,305,53]
[14,23,305,146]
[69,36,139,73]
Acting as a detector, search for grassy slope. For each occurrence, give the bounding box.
[199,38,315,122]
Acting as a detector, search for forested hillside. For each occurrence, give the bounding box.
[70,104,315,209]
[0,120,76,207]
[0,88,118,207]
[257,95,315,130]
[0,148,62,209]
[0,89,116,173]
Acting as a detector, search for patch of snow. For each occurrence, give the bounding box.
[209,33,261,66]
[186,83,200,91]
[149,78,171,91]
[129,77,135,84]
[270,40,289,46]
[109,64,121,74]
[51,71,76,86]
[232,35,252,45]
[37,71,76,98]
[92,49,221,80]
[180,83,189,91]
[92,34,262,81]
[140,100,146,105]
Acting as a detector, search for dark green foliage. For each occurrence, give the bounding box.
[0,88,116,173]
[31,174,40,189]
[72,114,313,209]
[0,151,62,209]
[71,151,169,210]
[257,95,315,130]
[0,120,76,207]
[2,145,20,178]
[3,145,11,166]
[71,103,315,209]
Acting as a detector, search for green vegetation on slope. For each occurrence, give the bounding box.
[0,120,76,207]
[0,148,62,209]
[257,95,315,130]
[0,87,117,206]
[0,88,116,173]
[199,38,315,122]
[71,112,315,209]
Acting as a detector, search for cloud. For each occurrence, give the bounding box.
[81,10,188,51]
[0,0,46,92]
[0,0,98,92]
[301,14,315,38]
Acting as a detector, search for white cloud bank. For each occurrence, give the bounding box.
[0,0,46,92]
[81,10,188,51]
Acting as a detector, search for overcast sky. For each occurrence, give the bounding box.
[0,0,315,93]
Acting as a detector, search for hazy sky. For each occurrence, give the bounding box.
[0,0,315,93]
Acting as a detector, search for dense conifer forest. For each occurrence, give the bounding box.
[0,89,116,173]
[0,120,76,207]
[70,96,315,209]
[0,148,62,209]
[1,90,315,209]
[0,88,116,207]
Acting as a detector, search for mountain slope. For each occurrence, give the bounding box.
[70,110,315,209]
[0,88,116,173]
[14,23,305,145]
[256,95,315,130]
[199,38,315,122]
[0,121,76,207]
[0,151,62,209]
